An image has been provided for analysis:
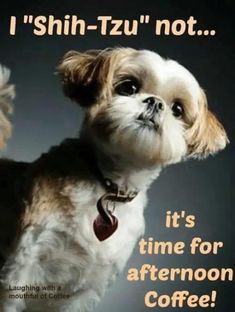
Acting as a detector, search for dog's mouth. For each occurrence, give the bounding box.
[136,113,159,130]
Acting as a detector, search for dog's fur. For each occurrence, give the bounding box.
[0,48,228,312]
[0,66,14,149]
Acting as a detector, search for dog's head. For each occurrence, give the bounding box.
[58,48,228,167]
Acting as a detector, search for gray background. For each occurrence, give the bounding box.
[0,0,234,311]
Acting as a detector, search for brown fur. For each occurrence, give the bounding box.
[0,139,99,267]
[186,90,228,158]
[57,47,136,107]
[21,140,99,226]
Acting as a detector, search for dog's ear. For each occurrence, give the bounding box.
[57,49,124,107]
[186,90,228,158]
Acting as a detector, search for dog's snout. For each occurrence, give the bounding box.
[143,97,164,111]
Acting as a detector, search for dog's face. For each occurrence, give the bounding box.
[58,48,228,167]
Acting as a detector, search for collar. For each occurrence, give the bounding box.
[83,142,139,200]
[93,176,138,241]
[83,142,139,241]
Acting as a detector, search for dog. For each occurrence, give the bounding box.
[0,48,228,312]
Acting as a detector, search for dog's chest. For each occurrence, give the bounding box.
[61,185,147,291]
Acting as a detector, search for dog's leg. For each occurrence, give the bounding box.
[1,222,100,312]
[0,65,14,149]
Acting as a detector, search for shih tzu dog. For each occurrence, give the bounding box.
[0,48,228,312]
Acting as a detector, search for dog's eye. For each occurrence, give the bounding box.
[115,79,140,96]
[171,101,184,118]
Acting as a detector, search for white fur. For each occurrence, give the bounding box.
[1,183,149,312]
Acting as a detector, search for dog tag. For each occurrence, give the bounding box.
[93,189,137,241]
[93,213,118,241]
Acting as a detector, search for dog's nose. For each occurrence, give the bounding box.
[143,97,164,111]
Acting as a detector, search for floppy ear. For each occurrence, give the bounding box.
[186,90,228,159]
[57,48,130,107]
[57,50,105,106]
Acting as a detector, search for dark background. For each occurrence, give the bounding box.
[0,1,234,311]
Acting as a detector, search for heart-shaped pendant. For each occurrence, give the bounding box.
[93,214,118,241]
[93,188,138,241]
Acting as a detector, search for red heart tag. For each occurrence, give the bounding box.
[93,214,118,241]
